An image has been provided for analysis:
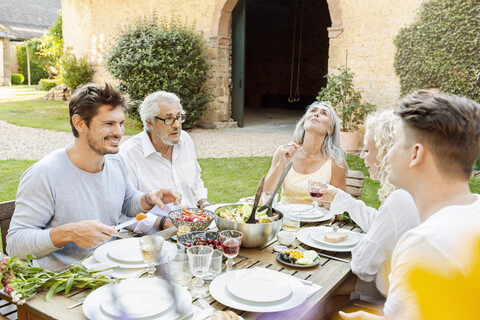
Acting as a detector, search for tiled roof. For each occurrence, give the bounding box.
[0,0,61,40]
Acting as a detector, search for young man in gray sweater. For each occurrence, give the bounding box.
[7,83,181,270]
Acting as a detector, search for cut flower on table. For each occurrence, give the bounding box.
[0,254,120,303]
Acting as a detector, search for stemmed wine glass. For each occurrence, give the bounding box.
[187,246,214,298]
[219,230,243,272]
[139,235,165,278]
[308,179,327,213]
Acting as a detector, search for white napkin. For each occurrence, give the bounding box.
[251,267,322,298]
[82,255,147,279]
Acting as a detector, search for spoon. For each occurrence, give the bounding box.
[246,176,265,224]
[258,160,293,217]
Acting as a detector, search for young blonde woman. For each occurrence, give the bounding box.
[321,110,421,316]
[264,101,347,203]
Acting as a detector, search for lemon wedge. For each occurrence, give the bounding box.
[303,250,318,261]
[296,257,313,265]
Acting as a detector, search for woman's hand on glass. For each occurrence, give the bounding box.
[319,184,338,203]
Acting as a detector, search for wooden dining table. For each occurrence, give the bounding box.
[0,217,361,320]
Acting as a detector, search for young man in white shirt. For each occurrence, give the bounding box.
[340,91,480,320]
[119,91,209,233]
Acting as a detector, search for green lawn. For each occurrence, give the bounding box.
[3,155,480,208]
[0,155,381,208]
[0,87,143,135]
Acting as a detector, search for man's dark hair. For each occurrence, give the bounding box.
[396,90,480,179]
[69,83,129,137]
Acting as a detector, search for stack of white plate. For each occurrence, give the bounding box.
[296,226,365,252]
[93,238,178,269]
[275,204,334,222]
[210,268,308,312]
[83,278,192,319]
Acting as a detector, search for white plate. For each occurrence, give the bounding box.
[83,278,191,320]
[275,204,332,222]
[300,211,333,223]
[311,229,362,247]
[227,269,293,303]
[100,283,173,319]
[94,238,177,268]
[296,227,365,252]
[210,268,307,312]
[107,240,144,264]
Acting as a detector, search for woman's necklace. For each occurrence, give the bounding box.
[300,146,323,158]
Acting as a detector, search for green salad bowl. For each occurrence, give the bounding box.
[214,204,284,248]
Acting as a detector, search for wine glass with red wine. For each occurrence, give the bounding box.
[308,180,327,213]
[219,230,243,272]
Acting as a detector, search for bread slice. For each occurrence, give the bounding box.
[211,311,239,320]
[324,232,349,243]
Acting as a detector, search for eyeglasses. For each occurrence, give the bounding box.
[154,114,186,126]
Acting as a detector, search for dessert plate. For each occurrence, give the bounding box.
[296,227,365,252]
[227,270,293,303]
[210,268,307,312]
[83,278,191,320]
[277,252,320,268]
[311,229,362,247]
[94,238,177,268]
[107,240,144,264]
[100,285,173,319]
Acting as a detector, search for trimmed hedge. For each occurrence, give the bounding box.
[106,18,211,129]
[11,74,24,85]
[40,79,62,91]
[394,0,480,101]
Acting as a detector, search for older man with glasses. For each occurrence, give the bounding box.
[119,91,210,234]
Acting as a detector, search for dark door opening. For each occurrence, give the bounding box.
[237,0,330,123]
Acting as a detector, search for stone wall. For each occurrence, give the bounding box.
[328,0,423,110]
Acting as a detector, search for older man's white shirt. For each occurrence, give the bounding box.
[119,130,207,233]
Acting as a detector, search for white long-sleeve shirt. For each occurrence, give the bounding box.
[329,189,420,295]
[119,131,207,233]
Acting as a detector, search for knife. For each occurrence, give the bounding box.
[115,214,147,231]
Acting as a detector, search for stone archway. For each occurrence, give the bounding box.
[204,0,343,126]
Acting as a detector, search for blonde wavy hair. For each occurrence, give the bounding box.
[364,110,399,202]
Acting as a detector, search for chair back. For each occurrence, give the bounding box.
[346,170,365,199]
[0,201,15,254]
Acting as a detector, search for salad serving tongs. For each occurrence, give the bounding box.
[246,176,265,224]
[258,160,293,217]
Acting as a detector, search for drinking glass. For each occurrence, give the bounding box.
[169,252,191,287]
[282,206,301,232]
[139,235,165,278]
[308,180,327,213]
[187,246,214,298]
[219,230,243,272]
[204,249,223,281]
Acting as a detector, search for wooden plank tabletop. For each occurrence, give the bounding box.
[4,220,358,320]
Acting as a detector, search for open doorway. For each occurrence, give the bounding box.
[232,0,331,127]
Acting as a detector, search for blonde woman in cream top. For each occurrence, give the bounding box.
[264,101,346,202]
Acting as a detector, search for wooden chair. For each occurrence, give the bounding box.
[0,200,17,320]
[346,170,365,199]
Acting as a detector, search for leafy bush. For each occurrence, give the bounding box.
[317,66,376,132]
[16,44,49,85]
[36,10,63,70]
[39,79,61,91]
[59,53,92,89]
[394,0,480,101]
[11,74,24,85]
[106,18,211,128]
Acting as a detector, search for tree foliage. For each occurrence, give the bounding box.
[317,66,376,132]
[394,0,480,101]
[36,10,63,68]
[106,17,211,128]
[16,43,49,84]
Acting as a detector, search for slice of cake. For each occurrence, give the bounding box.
[324,231,349,243]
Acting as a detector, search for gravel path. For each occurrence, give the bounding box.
[0,120,295,160]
